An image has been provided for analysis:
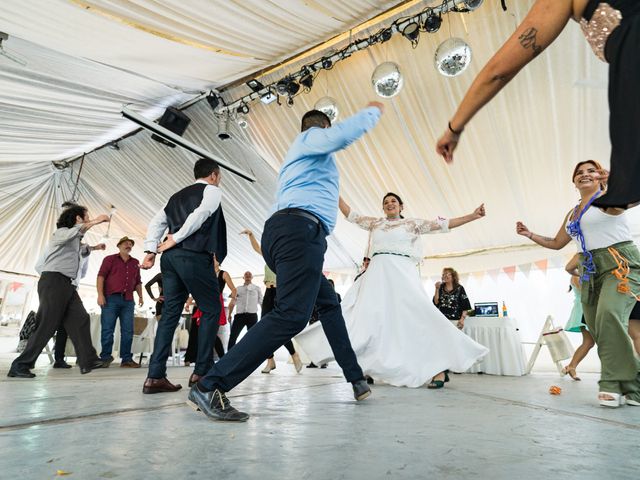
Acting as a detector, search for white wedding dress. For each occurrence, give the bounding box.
[337,211,488,387]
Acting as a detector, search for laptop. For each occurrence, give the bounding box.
[474,302,499,317]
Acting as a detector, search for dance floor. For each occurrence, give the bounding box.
[1,361,639,479]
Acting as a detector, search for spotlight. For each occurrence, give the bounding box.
[321,58,333,69]
[276,77,300,96]
[423,10,442,33]
[260,90,277,104]
[217,114,230,141]
[237,116,248,129]
[108,141,120,150]
[206,93,221,111]
[462,0,484,11]
[401,22,420,45]
[380,28,393,42]
[246,79,265,92]
[299,73,313,90]
[287,96,295,107]
[237,103,250,115]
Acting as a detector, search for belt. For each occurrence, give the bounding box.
[273,208,320,225]
[372,252,410,258]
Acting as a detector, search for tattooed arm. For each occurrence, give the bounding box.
[437,0,575,163]
[515,212,573,250]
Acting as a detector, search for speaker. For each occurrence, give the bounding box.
[151,107,191,147]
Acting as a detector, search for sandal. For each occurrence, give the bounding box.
[598,392,624,408]
[625,394,640,406]
[561,366,581,381]
[427,380,445,389]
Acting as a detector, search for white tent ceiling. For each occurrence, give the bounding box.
[1,0,639,284]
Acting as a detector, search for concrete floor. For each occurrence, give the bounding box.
[1,359,640,480]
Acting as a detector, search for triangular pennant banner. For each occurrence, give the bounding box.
[534,259,548,273]
[518,263,532,278]
[487,269,500,282]
[549,256,565,270]
[503,266,516,281]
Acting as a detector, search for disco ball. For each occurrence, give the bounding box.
[434,38,472,77]
[371,61,404,98]
[314,96,339,122]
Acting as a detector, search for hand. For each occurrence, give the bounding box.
[436,129,460,164]
[594,168,609,184]
[516,221,532,238]
[141,253,156,269]
[157,295,164,303]
[97,294,106,307]
[240,229,253,236]
[471,203,486,220]
[92,243,106,251]
[366,101,385,114]
[435,281,442,289]
[157,234,177,253]
[184,304,191,314]
[94,214,110,224]
[138,297,144,307]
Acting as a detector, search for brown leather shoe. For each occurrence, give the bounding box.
[120,360,141,368]
[188,373,202,387]
[142,377,183,394]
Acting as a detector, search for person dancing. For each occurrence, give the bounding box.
[331,193,488,389]
[436,0,640,208]
[187,103,383,421]
[517,160,640,407]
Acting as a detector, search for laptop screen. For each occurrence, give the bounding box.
[474,302,499,317]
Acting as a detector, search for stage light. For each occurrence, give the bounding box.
[321,58,333,69]
[206,93,221,111]
[217,114,230,141]
[237,116,248,129]
[260,90,277,104]
[424,10,442,33]
[300,73,314,90]
[237,103,250,115]
[463,0,484,11]
[246,79,265,92]
[401,22,420,46]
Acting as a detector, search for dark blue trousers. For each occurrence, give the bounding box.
[148,249,220,378]
[199,212,364,392]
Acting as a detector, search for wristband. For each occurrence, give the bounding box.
[448,121,463,135]
[144,250,157,256]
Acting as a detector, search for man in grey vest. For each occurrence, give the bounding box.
[141,158,226,394]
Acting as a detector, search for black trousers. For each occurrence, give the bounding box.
[12,272,98,371]
[227,312,258,350]
[54,327,68,362]
[262,288,296,358]
[200,212,364,392]
[148,249,221,378]
[184,319,225,362]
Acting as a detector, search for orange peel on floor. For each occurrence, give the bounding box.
[549,386,562,395]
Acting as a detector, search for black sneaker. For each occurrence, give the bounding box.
[186,385,249,422]
[352,379,371,401]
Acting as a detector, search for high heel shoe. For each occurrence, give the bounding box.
[261,358,276,374]
[291,353,303,373]
[561,366,581,381]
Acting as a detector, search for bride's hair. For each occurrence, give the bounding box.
[382,192,404,219]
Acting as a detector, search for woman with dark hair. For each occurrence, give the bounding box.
[436,0,640,209]
[434,267,471,329]
[323,193,488,388]
[516,160,640,407]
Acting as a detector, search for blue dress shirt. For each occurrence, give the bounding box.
[273,106,381,233]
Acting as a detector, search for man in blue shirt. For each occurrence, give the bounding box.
[188,102,384,421]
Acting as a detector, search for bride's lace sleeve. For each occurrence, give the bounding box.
[346,210,379,231]
[412,217,449,235]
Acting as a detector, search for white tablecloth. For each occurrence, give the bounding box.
[463,317,526,376]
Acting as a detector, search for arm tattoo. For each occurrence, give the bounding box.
[519,27,543,56]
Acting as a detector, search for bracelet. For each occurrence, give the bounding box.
[144,250,157,256]
[448,121,463,135]
[528,233,534,239]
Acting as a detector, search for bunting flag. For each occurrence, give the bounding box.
[470,271,484,282]
[487,269,500,282]
[503,266,516,281]
[9,282,22,292]
[534,259,548,273]
[518,263,532,278]
[549,256,566,270]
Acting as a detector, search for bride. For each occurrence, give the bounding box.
[334,192,488,388]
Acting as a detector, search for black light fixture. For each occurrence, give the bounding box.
[424,10,442,33]
[401,22,420,46]
[246,79,265,92]
[237,103,250,115]
[321,57,333,69]
[276,77,300,96]
[462,0,484,11]
[299,73,314,90]
[217,114,230,141]
[380,28,393,42]
[206,93,221,111]
[108,141,120,150]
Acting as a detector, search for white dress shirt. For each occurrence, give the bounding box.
[144,180,222,252]
[235,283,263,314]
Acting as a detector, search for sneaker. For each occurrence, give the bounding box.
[120,360,141,368]
[186,385,249,422]
[352,379,371,401]
[100,356,114,368]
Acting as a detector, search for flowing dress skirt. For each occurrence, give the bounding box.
[340,254,488,387]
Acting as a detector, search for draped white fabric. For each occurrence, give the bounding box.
[1,0,640,281]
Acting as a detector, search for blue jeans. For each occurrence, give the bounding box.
[100,294,135,362]
[199,212,364,392]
